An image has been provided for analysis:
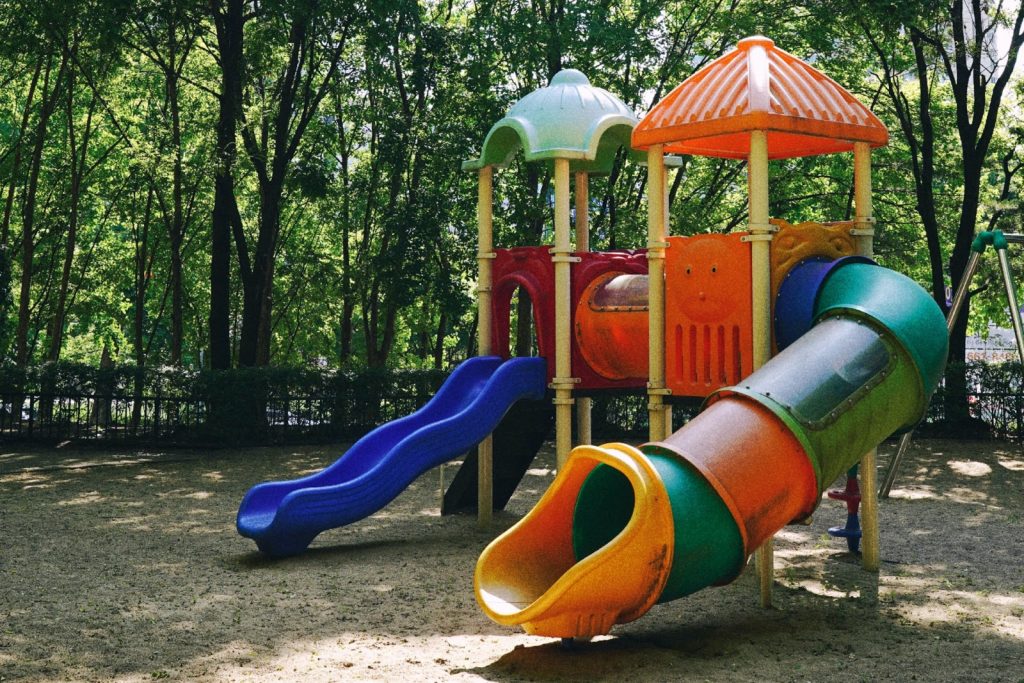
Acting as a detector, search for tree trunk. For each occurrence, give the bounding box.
[169,63,185,366]
[337,110,353,364]
[132,189,155,433]
[47,64,94,363]
[432,310,447,369]
[96,344,113,429]
[15,52,66,367]
[208,0,245,370]
[1,60,42,250]
[238,180,281,367]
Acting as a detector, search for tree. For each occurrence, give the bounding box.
[842,0,1024,420]
[234,0,355,366]
[130,0,206,365]
[208,0,247,370]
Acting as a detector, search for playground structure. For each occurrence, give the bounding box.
[235,36,952,641]
[469,37,949,638]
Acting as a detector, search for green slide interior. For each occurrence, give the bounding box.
[571,453,744,604]
[571,464,635,563]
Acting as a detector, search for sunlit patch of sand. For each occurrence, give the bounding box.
[947,460,992,476]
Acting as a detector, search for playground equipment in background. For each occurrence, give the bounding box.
[470,36,950,639]
[828,466,863,553]
[880,229,1024,496]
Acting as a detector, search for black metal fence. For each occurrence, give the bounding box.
[1,361,1021,446]
[0,363,448,446]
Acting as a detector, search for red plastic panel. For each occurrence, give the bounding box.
[491,247,556,380]
[665,234,753,398]
[571,250,649,390]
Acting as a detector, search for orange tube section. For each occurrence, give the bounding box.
[573,273,649,381]
[646,396,818,554]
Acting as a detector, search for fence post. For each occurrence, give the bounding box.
[154,385,162,437]
[284,386,290,440]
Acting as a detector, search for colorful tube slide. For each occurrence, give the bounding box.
[237,356,547,557]
[475,259,948,638]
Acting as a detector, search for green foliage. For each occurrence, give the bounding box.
[0,0,1021,381]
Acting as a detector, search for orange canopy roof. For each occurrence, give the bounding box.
[632,36,888,159]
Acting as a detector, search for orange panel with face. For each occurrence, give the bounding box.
[665,234,753,397]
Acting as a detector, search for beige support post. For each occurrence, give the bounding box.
[748,130,775,607]
[574,171,592,446]
[552,159,575,467]
[646,146,669,441]
[662,162,673,437]
[854,141,880,572]
[477,166,494,528]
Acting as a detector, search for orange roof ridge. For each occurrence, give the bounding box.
[633,36,888,159]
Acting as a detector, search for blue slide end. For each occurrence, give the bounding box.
[236,356,548,557]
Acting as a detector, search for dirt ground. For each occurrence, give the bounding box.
[1,436,1022,682]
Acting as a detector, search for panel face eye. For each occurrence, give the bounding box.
[673,238,745,323]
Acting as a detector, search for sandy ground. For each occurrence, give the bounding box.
[1,437,1022,682]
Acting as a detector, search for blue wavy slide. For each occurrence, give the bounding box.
[237,356,548,557]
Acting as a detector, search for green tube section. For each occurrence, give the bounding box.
[571,260,947,607]
[790,262,947,489]
[573,453,745,602]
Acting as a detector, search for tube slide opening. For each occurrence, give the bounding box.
[572,464,635,562]
[475,444,674,637]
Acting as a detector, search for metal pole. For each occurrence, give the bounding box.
[552,158,574,468]
[575,171,592,446]
[995,245,1024,364]
[748,130,774,606]
[879,249,983,497]
[646,145,668,442]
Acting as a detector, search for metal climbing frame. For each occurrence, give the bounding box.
[880,230,1024,497]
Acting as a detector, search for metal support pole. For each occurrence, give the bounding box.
[879,249,983,497]
[995,245,1024,364]
[646,145,669,442]
[853,142,880,572]
[552,158,574,468]
[748,130,774,606]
